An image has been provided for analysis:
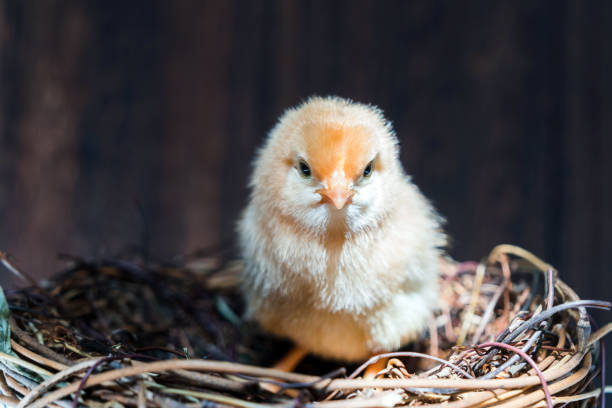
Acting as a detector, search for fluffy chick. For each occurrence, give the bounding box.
[238,96,446,362]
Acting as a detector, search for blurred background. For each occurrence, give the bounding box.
[0,0,610,386]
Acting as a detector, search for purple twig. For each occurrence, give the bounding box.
[477,342,553,408]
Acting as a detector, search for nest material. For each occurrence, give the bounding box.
[0,245,610,408]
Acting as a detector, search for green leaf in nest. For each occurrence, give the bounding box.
[215,295,242,327]
[0,286,43,382]
[0,286,11,355]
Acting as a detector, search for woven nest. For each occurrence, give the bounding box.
[0,245,610,408]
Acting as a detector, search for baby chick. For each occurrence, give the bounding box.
[239,96,446,362]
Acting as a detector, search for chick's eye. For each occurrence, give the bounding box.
[298,160,311,178]
[362,160,374,178]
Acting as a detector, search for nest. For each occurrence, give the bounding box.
[0,245,610,408]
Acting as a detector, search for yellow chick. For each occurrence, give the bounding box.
[238,96,446,362]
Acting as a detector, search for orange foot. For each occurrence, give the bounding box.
[273,345,308,372]
[261,345,308,395]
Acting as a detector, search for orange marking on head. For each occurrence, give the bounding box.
[303,124,373,183]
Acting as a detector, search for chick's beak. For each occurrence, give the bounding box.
[317,184,354,210]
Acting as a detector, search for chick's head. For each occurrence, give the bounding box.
[251,96,405,233]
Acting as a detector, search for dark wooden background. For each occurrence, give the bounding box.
[0,0,610,386]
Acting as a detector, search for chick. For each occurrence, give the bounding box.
[239,96,446,362]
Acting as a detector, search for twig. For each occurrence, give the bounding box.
[587,318,609,408]
[491,351,592,408]
[10,340,68,372]
[137,380,146,408]
[480,329,542,379]
[9,318,73,366]
[349,352,474,380]
[599,325,607,408]
[587,322,612,347]
[545,268,555,311]
[173,369,259,394]
[310,391,403,408]
[0,351,53,377]
[473,299,610,373]
[144,381,287,408]
[0,252,37,287]
[532,388,601,407]
[470,273,508,345]
[317,350,584,391]
[72,355,120,408]
[17,359,99,408]
[481,269,556,381]
[26,359,322,408]
[476,342,552,408]
[2,371,33,395]
[511,286,531,316]
[0,370,14,397]
[0,394,19,407]
[498,254,512,326]
[265,367,346,391]
[456,263,486,346]
[487,245,555,274]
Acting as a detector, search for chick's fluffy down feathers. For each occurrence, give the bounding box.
[239,96,446,361]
